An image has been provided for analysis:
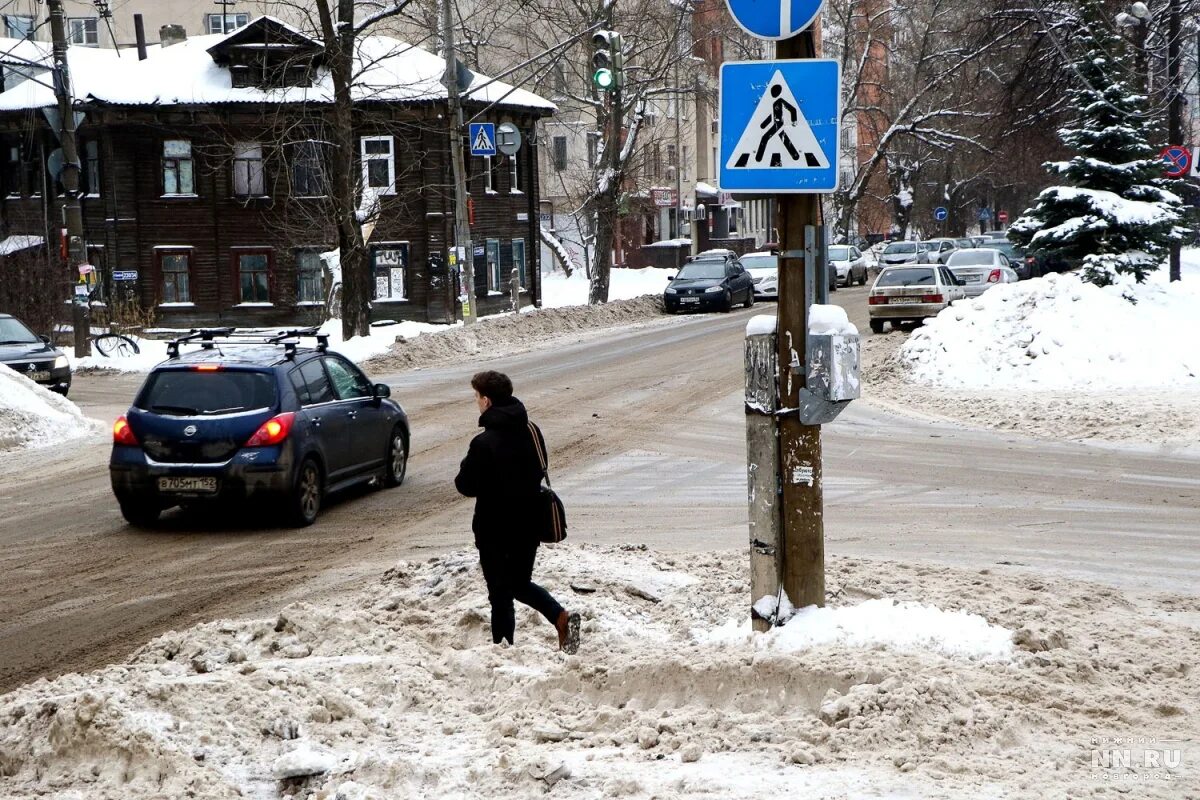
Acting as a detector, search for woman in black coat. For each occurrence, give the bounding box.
[455,370,580,653]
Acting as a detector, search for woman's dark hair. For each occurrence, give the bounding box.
[471,370,513,402]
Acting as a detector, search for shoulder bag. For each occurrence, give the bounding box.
[528,422,567,544]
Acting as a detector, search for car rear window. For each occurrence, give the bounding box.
[947,251,994,266]
[740,255,777,271]
[883,242,916,254]
[876,268,935,286]
[827,246,850,260]
[137,369,277,415]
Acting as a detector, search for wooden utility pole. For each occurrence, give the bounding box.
[47,0,91,357]
[1166,0,1182,283]
[443,0,478,323]
[774,30,824,609]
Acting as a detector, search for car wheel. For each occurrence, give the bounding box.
[859,270,868,286]
[383,426,408,488]
[290,457,323,527]
[722,290,733,312]
[869,319,885,334]
[119,497,160,528]
[744,288,755,308]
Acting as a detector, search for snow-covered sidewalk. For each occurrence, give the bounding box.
[1,545,1195,798]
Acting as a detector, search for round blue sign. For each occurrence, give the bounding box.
[934,206,948,221]
[724,0,826,41]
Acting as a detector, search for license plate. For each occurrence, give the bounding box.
[27,371,50,382]
[680,297,700,304]
[889,297,918,304]
[963,276,981,283]
[157,477,217,493]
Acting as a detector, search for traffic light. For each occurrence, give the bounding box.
[592,30,623,92]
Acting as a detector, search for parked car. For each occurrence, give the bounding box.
[945,249,1020,297]
[981,240,1034,279]
[0,313,71,395]
[955,238,976,251]
[981,230,1007,240]
[741,251,778,299]
[828,245,869,287]
[867,265,966,333]
[969,235,991,247]
[920,238,958,264]
[664,253,755,313]
[109,329,409,528]
[878,241,930,267]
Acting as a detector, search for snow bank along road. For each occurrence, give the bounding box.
[1,287,1198,692]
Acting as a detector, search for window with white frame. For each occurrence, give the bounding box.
[68,18,99,46]
[205,13,249,34]
[586,132,600,169]
[483,156,495,193]
[162,140,194,195]
[296,250,325,303]
[4,15,34,40]
[372,244,409,300]
[159,251,191,304]
[512,239,526,288]
[508,154,520,193]
[360,136,395,194]
[233,142,264,197]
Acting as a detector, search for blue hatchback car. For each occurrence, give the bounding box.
[110,329,409,528]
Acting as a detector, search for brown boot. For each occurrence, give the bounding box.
[556,610,580,654]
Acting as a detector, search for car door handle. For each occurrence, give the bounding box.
[347,410,358,419]
[311,417,322,427]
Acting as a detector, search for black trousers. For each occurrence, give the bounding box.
[478,544,564,645]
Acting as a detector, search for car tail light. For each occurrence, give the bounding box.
[868,294,887,305]
[987,269,1002,283]
[193,365,221,372]
[245,412,295,447]
[113,415,138,446]
[1025,256,1035,264]
[920,293,944,303]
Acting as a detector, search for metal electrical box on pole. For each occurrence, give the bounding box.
[47,0,91,357]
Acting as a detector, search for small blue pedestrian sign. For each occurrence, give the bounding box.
[977,208,992,221]
[469,123,496,157]
[934,206,948,221]
[724,0,825,40]
[718,60,840,194]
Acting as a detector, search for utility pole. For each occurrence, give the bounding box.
[443,0,477,323]
[1166,0,1182,282]
[609,11,623,272]
[776,29,824,609]
[47,0,91,357]
[674,52,684,243]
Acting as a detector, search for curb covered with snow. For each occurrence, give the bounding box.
[0,365,101,453]
[1,545,1196,798]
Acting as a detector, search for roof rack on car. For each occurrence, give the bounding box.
[165,327,330,360]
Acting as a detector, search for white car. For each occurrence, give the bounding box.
[867,264,966,333]
[828,244,869,287]
[741,251,779,299]
[945,249,1020,298]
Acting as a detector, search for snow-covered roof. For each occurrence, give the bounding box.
[0,37,51,68]
[0,17,555,114]
[0,234,43,255]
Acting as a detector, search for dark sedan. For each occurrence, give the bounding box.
[0,313,71,395]
[663,258,755,313]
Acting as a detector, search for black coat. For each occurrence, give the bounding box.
[454,397,547,549]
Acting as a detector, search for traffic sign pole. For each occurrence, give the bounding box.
[774,28,825,614]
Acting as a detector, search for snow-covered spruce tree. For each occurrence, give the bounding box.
[1008,1,1184,287]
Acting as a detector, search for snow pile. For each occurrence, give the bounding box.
[540,267,672,308]
[900,270,1200,390]
[0,365,100,452]
[745,314,776,337]
[808,304,858,336]
[705,598,1012,661]
[2,546,1196,798]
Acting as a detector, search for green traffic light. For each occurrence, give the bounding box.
[593,68,615,90]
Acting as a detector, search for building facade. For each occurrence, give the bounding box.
[0,16,553,328]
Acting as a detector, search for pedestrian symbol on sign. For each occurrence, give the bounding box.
[727,71,828,170]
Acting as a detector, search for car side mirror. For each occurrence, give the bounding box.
[667,274,676,281]
[40,335,50,344]
[373,383,391,399]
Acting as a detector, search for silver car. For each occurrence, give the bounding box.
[878,241,929,267]
[945,249,1020,298]
[828,245,869,287]
[867,264,966,333]
[920,238,958,264]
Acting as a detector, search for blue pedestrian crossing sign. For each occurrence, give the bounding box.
[469,123,497,156]
[718,60,840,194]
[725,0,826,40]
